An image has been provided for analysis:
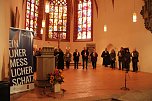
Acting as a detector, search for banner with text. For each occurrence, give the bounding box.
[9,28,34,88]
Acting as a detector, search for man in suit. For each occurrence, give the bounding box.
[73,49,80,69]
[81,47,89,69]
[117,47,123,70]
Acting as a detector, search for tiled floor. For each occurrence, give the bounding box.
[10,65,152,101]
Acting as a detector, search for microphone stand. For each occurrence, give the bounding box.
[121,70,130,90]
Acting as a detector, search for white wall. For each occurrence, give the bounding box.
[0,0,10,80]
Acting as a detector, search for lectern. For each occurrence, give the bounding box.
[36,47,55,81]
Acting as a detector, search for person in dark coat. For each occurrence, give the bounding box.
[90,48,98,69]
[124,48,131,71]
[117,47,123,70]
[121,48,126,70]
[57,48,64,70]
[110,49,116,69]
[73,49,80,69]
[101,48,110,67]
[81,47,89,69]
[131,48,139,72]
[33,48,37,72]
[33,48,41,72]
[54,48,59,68]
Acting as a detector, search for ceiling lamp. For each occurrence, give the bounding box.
[104,24,107,32]
[45,1,50,13]
[41,28,43,34]
[133,0,137,22]
[42,20,45,27]
[133,12,137,22]
[103,0,107,32]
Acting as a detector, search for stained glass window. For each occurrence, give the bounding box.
[74,0,92,41]
[45,0,70,41]
[26,0,39,32]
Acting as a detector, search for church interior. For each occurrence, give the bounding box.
[1,0,152,100]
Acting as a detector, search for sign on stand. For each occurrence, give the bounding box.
[9,27,34,94]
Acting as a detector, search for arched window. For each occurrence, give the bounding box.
[25,0,42,39]
[45,0,70,41]
[74,0,93,42]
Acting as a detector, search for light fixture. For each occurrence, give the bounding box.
[133,0,137,22]
[40,28,43,34]
[45,1,50,13]
[104,0,107,32]
[133,12,137,22]
[42,20,45,27]
[104,25,107,32]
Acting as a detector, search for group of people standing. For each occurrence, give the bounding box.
[34,46,139,72]
[54,47,98,70]
[101,47,139,72]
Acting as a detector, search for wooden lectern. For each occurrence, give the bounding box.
[36,47,55,82]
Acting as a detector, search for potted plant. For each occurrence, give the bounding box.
[48,69,64,92]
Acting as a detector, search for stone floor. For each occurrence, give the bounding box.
[10,65,152,101]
